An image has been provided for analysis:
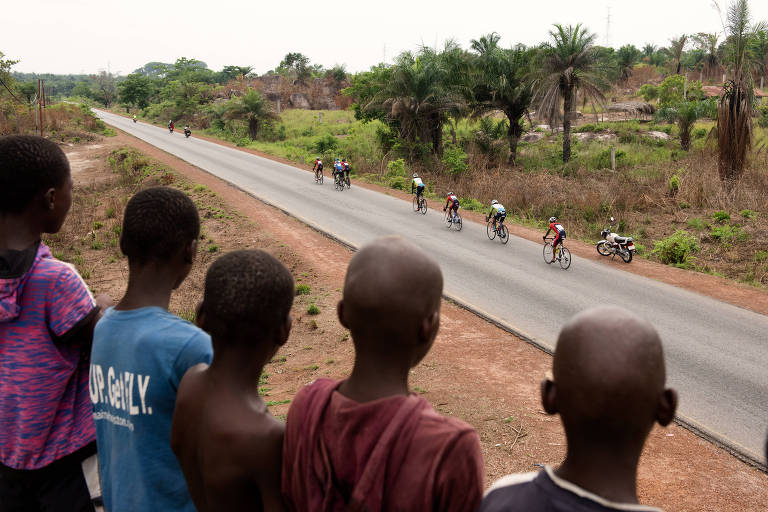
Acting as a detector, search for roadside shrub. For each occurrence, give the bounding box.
[307,303,320,315]
[757,104,768,128]
[389,176,405,190]
[692,127,707,139]
[669,174,679,194]
[460,197,485,212]
[740,209,756,220]
[710,225,748,244]
[638,83,658,102]
[588,148,626,170]
[652,230,700,265]
[712,210,730,223]
[687,218,705,230]
[385,158,407,177]
[314,134,339,155]
[442,144,469,175]
[295,284,311,295]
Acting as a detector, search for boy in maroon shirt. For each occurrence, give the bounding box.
[282,236,483,512]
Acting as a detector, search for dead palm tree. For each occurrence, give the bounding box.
[533,24,608,163]
[716,0,767,182]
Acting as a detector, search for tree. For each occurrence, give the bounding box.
[70,81,94,99]
[91,70,116,107]
[134,62,172,78]
[277,53,312,81]
[470,33,534,165]
[692,32,721,80]
[533,24,608,163]
[716,0,765,182]
[656,99,716,150]
[219,65,254,82]
[642,43,657,61]
[751,29,768,87]
[657,74,704,105]
[224,89,278,140]
[17,81,37,103]
[615,44,641,83]
[118,73,153,109]
[668,35,689,74]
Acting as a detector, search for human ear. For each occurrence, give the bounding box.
[541,378,558,415]
[419,310,440,346]
[43,188,56,210]
[655,388,678,427]
[277,315,292,347]
[185,239,198,264]
[337,300,349,329]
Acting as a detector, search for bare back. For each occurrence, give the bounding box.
[171,364,285,512]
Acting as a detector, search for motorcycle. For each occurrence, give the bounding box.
[597,217,636,263]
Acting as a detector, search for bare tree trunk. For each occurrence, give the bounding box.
[562,88,573,163]
[248,117,259,140]
[506,113,523,166]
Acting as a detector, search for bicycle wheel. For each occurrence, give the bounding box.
[543,243,554,264]
[500,225,509,244]
[619,249,632,263]
[319,173,323,184]
[345,177,351,189]
[455,214,463,231]
[559,247,572,269]
[596,241,611,256]
[420,198,428,214]
[413,196,420,212]
[486,221,497,240]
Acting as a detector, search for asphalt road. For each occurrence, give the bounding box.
[97,110,768,463]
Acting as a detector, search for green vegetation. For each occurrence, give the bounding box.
[307,303,320,315]
[652,230,700,265]
[295,284,311,295]
[712,210,731,223]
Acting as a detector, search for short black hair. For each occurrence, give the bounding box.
[0,136,70,214]
[202,250,294,342]
[120,187,200,264]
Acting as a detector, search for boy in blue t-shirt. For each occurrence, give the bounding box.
[90,187,212,512]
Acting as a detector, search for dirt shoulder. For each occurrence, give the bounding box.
[116,113,768,317]
[79,130,767,512]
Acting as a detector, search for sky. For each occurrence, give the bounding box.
[5,0,768,76]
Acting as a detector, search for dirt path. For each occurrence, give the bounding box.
[70,133,768,511]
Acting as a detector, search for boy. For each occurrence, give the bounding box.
[0,135,110,511]
[480,306,677,512]
[171,250,293,511]
[282,236,483,512]
[89,186,212,512]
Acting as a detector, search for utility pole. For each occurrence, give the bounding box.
[605,6,611,48]
[38,79,45,138]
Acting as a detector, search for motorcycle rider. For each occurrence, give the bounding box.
[133,114,137,123]
[543,216,566,263]
[184,125,191,137]
[486,200,506,232]
[168,120,175,133]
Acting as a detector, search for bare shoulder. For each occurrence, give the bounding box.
[177,363,209,402]
[229,410,284,468]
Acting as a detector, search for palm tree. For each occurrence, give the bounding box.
[642,43,657,62]
[692,32,721,80]
[615,45,641,83]
[716,0,765,182]
[656,99,716,150]
[533,24,608,163]
[668,35,688,74]
[470,33,534,165]
[752,29,768,88]
[225,89,278,140]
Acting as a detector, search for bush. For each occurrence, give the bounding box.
[710,225,748,244]
[314,134,339,155]
[295,284,311,295]
[638,83,658,102]
[385,158,407,177]
[669,174,679,194]
[757,104,768,128]
[687,218,705,230]
[712,210,730,223]
[740,209,756,220]
[692,127,707,139]
[307,303,320,315]
[442,144,469,175]
[389,176,406,190]
[652,230,700,265]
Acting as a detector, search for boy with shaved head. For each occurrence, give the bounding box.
[480,306,677,512]
[171,250,294,511]
[282,236,483,512]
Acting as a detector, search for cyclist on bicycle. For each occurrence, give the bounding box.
[342,158,350,185]
[313,157,324,181]
[486,200,506,231]
[411,173,425,203]
[443,192,460,222]
[168,120,175,133]
[543,216,566,262]
[333,158,343,184]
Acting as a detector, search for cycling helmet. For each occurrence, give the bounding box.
[447,191,453,196]
[491,200,498,205]
[549,216,557,223]
[413,173,418,178]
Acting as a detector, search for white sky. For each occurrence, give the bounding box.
[5,0,768,75]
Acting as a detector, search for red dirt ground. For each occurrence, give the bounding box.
[67,132,768,512]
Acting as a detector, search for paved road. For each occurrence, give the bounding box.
[97,110,768,462]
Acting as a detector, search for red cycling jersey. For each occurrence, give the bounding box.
[445,195,458,208]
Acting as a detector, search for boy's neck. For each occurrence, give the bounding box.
[0,215,41,251]
[339,351,412,403]
[555,443,642,504]
[207,344,272,397]
[116,262,178,311]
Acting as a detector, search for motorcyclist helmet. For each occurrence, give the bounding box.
[491,200,498,205]
[549,216,557,223]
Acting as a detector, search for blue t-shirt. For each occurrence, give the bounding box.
[89,307,212,512]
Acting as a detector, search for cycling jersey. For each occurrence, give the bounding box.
[412,177,424,188]
[313,160,323,171]
[550,222,565,235]
[490,204,506,216]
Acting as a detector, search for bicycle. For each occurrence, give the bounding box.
[315,168,323,184]
[334,172,345,191]
[412,194,428,214]
[345,174,351,190]
[443,208,463,231]
[486,217,509,244]
[543,237,571,269]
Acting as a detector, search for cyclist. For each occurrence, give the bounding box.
[313,157,324,182]
[543,216,567,262]
[411,173,425,204]
[443,192,460,223]
[184,125,191,137]
[332,158,342,184]
[343,158,351,185]
[486,200,506,232]
[168,120,175,133]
